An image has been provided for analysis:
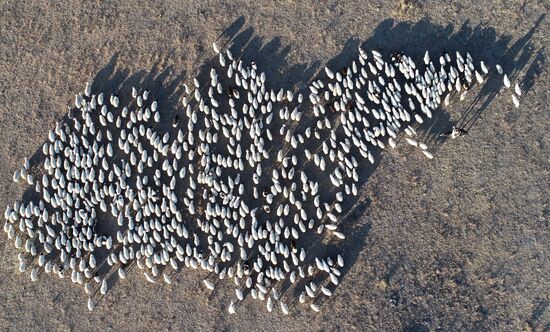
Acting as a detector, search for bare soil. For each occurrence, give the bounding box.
[0,1,548,331]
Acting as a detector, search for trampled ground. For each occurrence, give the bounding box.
[0,1,548,330]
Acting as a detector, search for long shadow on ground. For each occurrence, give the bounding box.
[9,15,544,311]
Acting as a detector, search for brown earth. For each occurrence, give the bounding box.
[0,1,548,331]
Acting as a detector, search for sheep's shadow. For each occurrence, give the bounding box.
[17,51,191,296]
[276,16,543,311]
[9,14,543,311]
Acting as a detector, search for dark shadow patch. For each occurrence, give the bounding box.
[7,15,543,315]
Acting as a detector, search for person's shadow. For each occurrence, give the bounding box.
[10,14,544,310]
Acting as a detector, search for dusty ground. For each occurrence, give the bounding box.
[0,0,548,331]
